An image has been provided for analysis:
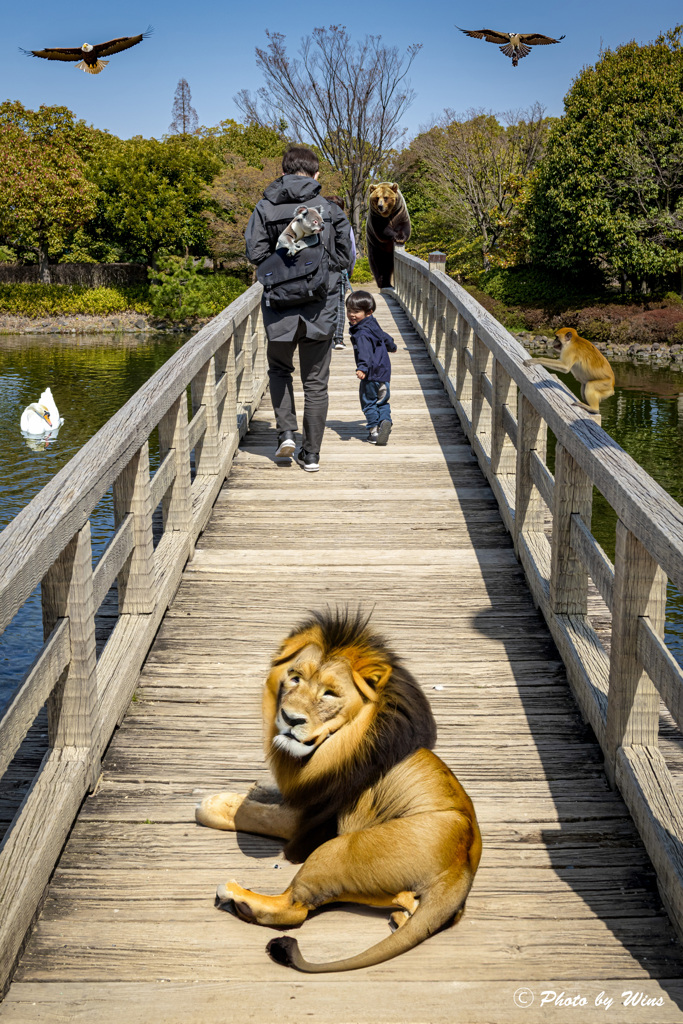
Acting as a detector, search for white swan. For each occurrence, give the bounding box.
[20,388,64,437]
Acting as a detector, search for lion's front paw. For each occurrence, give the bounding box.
[195,792,246,831]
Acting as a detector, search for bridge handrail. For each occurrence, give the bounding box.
[394,249,683,941]
[0,282,267,991]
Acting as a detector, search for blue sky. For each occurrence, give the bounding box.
[2,0,681,142]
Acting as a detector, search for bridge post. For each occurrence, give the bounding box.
[605,522,666,784]
[455,314,473,423]
[471,333,493,458]
[240,315,255,415]
[191,356,220,477]
[428,253,447,361]
[549,444,593,616]
[215,323,239,452]
[158,394,194,555]
[41,522,101,788]
[491,360,517,480]
[112,442,155,614]
[514,394,547,559]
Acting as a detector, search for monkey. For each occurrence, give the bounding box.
[276,206,325,256]
[524,327,615,414]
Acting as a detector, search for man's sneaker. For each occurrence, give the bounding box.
[333,340,346,350]
[275,431,296,458]
[297,450,320,472]
[368,428,379,444]
[376,421,392,446]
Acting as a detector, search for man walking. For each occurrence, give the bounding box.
[245,146,353,472]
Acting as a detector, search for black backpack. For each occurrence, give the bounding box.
[256,236,330,310]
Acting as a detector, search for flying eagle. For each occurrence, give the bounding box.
[21,28,152,74]
[457,28,565,67]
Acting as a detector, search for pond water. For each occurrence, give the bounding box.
[545,360,683,665]
[2,340,683,710]
[0,333,191,709]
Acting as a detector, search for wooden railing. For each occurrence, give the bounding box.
[0,283,267,990]
[394,249,683,940]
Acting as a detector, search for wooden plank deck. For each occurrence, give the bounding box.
[2,293,683,1023]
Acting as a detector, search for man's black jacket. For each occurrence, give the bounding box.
[246,174,353,343]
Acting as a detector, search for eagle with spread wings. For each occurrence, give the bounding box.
[457,27,565,67]
[21,27,152,74]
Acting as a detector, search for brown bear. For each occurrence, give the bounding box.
[365,182,412,289]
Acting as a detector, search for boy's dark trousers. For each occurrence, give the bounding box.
[359,379,391,429]
[267,331,333,456]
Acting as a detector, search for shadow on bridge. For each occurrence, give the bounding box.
[396,300,683,1008]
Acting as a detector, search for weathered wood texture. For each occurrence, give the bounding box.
[0,284,267,996]
[2,291,682,1022]
[396,251,683,946]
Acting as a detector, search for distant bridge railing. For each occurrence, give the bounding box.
[0,283,266,991]
[394,248,683,941]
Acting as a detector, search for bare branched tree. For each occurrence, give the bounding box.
[235,26,421,235]
[169,78,199,136]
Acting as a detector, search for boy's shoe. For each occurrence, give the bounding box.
[333,340,346,350]
[297,450,320,472]
[368,428,379,444]
[376,421,392,446]
[275,431,296,458]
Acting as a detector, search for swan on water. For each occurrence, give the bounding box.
[20,388,64,437]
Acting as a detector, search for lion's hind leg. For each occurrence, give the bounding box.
[389,891,419,931]
[216,880,309,928]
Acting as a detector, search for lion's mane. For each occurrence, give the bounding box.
[265,609,437,846]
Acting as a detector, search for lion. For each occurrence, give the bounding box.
[195,609,481,972]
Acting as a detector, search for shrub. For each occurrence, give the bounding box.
[0,282,151,317]
[479,265,603,310]
[148,257,245,320]
[350,257,373,284]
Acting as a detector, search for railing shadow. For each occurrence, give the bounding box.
[384,293,683,1003]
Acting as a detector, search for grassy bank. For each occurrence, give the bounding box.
[0,273,247,322]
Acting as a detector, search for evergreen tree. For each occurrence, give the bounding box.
[169,78,199,136]
[528,27,683,292]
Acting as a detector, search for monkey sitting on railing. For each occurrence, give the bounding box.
[524,327,615,414]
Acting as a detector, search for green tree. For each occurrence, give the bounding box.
[402,105,551,273]
[528,27,683,293]
[81,134,222,265]
[0,101,99,280]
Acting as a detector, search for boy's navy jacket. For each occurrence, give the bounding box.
[350,315,397,380]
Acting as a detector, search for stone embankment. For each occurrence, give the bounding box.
[0,312,208,336]
[515,332,683,369]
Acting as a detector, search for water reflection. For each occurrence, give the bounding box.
[0,332,191,707]
[547,361,683,664]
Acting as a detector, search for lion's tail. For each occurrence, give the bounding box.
[266,868,474,974]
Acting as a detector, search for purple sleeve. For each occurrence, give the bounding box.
[349,229,357,273]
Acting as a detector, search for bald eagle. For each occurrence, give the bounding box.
[457,27,565,67]
[21,27,152,74]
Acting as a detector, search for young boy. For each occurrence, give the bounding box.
[346,290,397,445]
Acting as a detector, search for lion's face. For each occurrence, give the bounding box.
[369,182,399,217]
[269,644,365,759]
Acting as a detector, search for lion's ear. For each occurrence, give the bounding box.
[352,661,392,702]
[272,627,321,666]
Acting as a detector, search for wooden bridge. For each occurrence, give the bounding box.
[1,251,683,1022]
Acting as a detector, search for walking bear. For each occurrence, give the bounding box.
[365,183,412,289]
